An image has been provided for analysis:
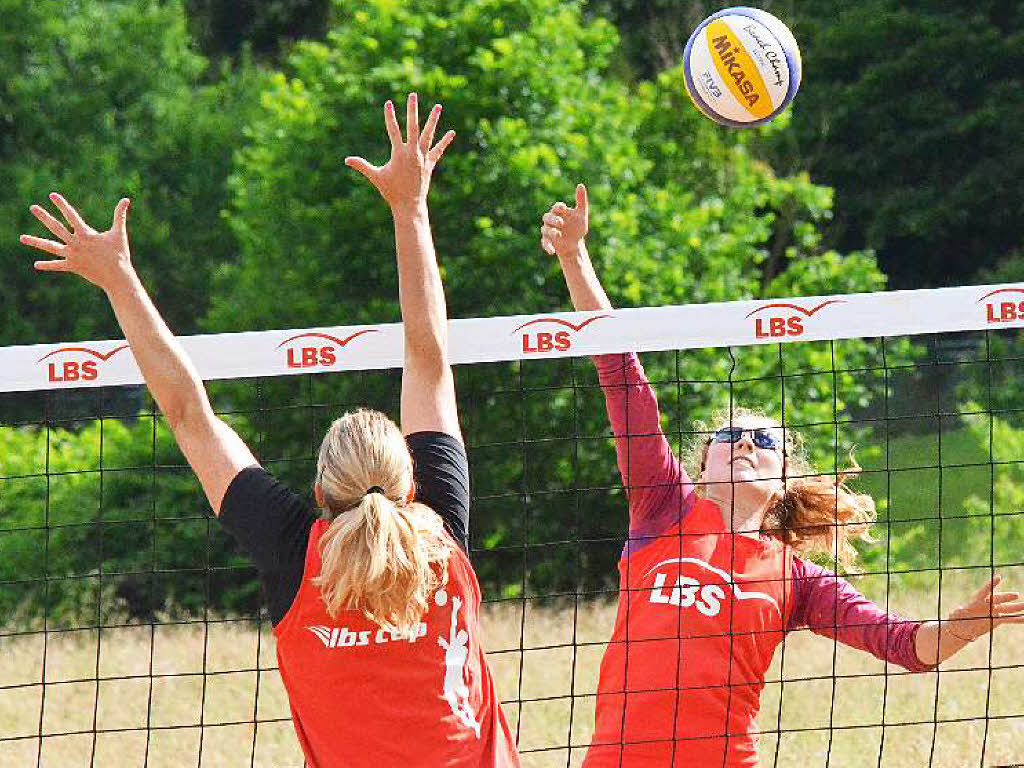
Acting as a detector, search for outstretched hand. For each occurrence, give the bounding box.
[346,93,455,210]
[21,194,133,292]
[540,183,589,257]
[947,575,1024,641]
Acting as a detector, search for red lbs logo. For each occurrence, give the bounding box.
[979,288,1024,324]
[513,315,609,354]
[746,299,845,339]
[277,330,377,369]
[38,345,130,383]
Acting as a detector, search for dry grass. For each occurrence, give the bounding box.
[1,569,1022,767]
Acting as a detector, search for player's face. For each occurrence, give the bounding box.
[699,417,785,497]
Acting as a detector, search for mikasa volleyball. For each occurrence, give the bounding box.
[683,7,802,127]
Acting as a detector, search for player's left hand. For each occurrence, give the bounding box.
[541,183,589,258]
[345,93,455,212]
[21,194,134,293]
[947,575,1024,641]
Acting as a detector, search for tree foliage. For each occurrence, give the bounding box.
[0,0,266,345]
[0,416,260,629]
[587,0,1024,288]
[211,0,888,596]
[781,0,1024,288]
[185,0,331,62]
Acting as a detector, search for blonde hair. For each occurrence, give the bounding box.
[312,409,451,635]
[689,407,876,571]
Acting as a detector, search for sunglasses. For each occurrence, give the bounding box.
[710,427,783,451]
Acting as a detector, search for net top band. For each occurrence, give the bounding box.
[4,282,1023,393]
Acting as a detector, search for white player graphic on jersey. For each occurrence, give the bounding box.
[435,590,481,738]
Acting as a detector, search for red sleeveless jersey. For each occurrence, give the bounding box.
[274,519,521,768]
[584,498,794,768]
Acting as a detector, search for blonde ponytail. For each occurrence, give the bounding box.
[312,410,451,635]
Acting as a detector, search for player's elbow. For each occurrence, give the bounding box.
[162,394,211,435]
[160,397,190,430]
[404,336,450,372]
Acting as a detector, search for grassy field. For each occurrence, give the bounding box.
[2,421,1021,766]
[1,572,1021,768]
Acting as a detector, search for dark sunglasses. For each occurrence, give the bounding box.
[710,427,782,451]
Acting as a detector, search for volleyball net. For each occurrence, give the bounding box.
[1,283,1022,766]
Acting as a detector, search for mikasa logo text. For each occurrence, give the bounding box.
[306,623,427,648]
[711,34,760,107]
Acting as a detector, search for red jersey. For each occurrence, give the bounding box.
[584,498,794,768]
[274,519,521,768]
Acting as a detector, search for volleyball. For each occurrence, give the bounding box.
[683,7,802,128]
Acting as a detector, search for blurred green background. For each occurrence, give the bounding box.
[0,0,1022,627]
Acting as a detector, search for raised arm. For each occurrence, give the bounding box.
[21,195,256,514]
[346,94,460,442]
[541,185,695,537]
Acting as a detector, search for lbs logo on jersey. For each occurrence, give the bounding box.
[649,572,727,616]
[306,623,427,648]
[642,557,780,618]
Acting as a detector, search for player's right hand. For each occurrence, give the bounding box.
[540,183,589,258]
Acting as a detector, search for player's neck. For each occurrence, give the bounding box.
[707,488,770,536]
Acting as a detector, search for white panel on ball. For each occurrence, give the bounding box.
[686,31,751,124]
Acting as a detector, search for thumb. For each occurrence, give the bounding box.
[114,198,130,233]
[345,156,378,181]
[968,575,1000,606]
[575,183,589,217]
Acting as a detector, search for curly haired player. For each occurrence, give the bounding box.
[539,183,1024,768]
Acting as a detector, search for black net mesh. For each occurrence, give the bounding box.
[1,327,1022,766]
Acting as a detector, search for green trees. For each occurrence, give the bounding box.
[185,0,331,62]
[210,0,887,595]
[0,416,260,628]
[0,1,269,627]
[783,1,1024,288]
[588,0,1024,287]
[0,0,265,345]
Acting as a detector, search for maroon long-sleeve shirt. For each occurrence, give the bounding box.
[593,351,934,673]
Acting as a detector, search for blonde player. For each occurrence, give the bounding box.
[22,94,520,768]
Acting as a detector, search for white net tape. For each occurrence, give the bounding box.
[3,283,1022,393]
